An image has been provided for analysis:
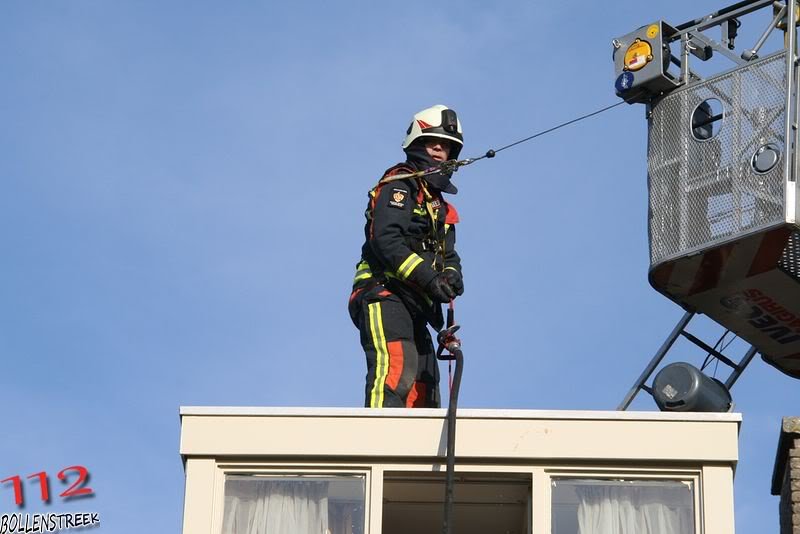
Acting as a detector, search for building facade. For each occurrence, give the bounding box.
[180,407,740,534]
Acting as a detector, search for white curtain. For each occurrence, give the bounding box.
[222,479,330,534]
[576,485,694,534]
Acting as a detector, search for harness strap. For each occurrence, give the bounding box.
[418,180,447,271]
[371,168,449,272]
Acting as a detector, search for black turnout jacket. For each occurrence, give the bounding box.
[351,164,462,329]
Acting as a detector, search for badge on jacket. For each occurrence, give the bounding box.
[388,188,408,209]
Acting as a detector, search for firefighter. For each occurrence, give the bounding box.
[349,104,465,408]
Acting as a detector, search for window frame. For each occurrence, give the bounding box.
[381,468,533,534]
[544,467,703,534]
[204,462,705,534]
[211,462,373,534]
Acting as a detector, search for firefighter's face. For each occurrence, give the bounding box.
[424,138,451,162]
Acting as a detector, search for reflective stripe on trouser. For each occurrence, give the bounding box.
[355,287,440,408]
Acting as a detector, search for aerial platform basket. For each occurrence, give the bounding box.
[646,49,800,378]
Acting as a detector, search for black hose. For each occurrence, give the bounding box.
[442,347,463,534]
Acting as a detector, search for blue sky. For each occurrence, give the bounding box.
[2,1,798,532]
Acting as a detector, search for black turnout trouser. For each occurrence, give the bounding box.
[350,284,440,408]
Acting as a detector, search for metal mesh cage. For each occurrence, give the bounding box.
[648,52,787,266]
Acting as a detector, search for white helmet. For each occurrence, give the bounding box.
[402,104,463,159]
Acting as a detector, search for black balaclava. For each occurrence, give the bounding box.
[404,138,458,195]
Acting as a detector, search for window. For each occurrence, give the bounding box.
[691,98,723,141]
[382,472,531,534]
[551,478,694,534]
[221,474,365,534]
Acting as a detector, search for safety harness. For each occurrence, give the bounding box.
[374,165,451,275]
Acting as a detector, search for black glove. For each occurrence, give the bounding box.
[426,273,456,303]
[444,268,464,296]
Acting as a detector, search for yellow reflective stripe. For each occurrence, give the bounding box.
[444,223,451,233]
[398,253,419,274]
[368,303,382,407]
[444,266,458,272]
[375,305,389,407]
[368,302,389,407]
[398,253,423,280]
[353,261,372,284]
[401,257,423,279]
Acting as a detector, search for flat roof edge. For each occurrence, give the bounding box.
[179,406,742,423]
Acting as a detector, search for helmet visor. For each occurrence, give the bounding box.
[441,109,458,134]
